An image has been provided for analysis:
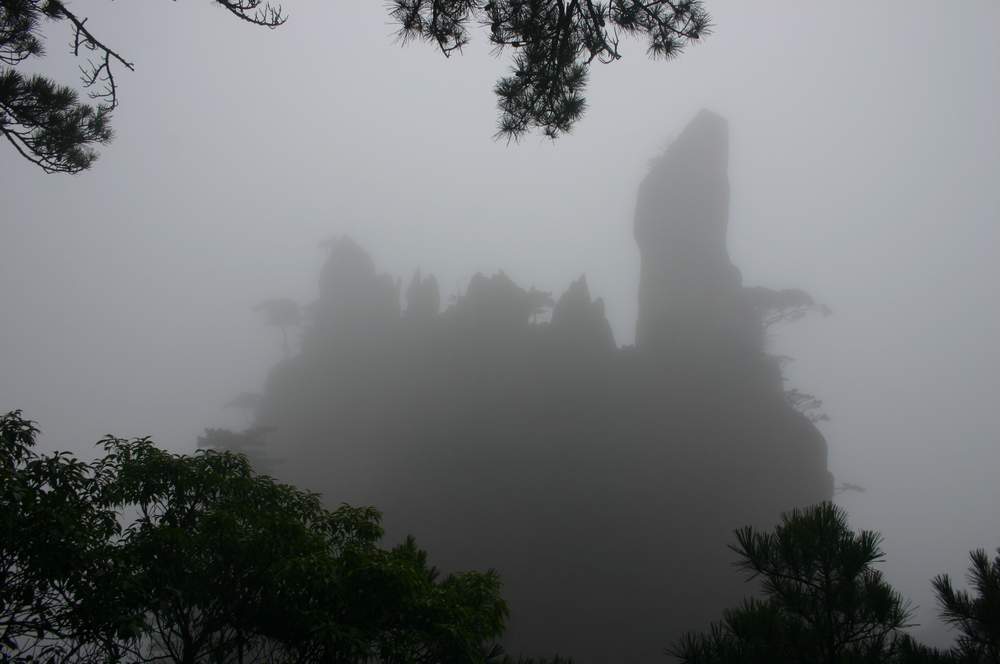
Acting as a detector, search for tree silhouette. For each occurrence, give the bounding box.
[744,287,832,330]
[391,0,709,139]
[253,297,301,358]
[933,548,1000,663]
[669,502,915,664]
[95,435,511,663]
[0,410,121,661]
[833,481,867,496]
[785,387,830,424]
[1,410,522,663]
[0,0,283,173]
[2,0,707,172]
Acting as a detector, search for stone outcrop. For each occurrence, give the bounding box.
[404,269,440,320]
[311,236,400,349]
[635,109,758,359]
[249,111,834,663]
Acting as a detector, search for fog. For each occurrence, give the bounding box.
[2,0,999,657]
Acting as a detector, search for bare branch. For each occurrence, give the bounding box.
[216,0,288,27]
[48,1,134,110]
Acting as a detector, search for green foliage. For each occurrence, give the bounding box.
[1,410,512,663]
[669,502,916,664]
[391,0,709,139]
[1,410,123,660]
[3,0,707,172]
[1,0,282,173]
[666,503,1000,663]
[0,68,113,173]
[933,548,1000,663]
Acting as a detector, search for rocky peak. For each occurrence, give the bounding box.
[634,109,755,357]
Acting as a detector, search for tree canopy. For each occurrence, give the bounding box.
[669,502,917,664]
[667,502,999,664]
[390,0,709,139]
[1,409,518,663]
[933,548,1000,663]
[0,0,708,173]
[0,0,285,173]
[6,406,999,662]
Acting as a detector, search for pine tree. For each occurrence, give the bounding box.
[2,0,708,172]
[0,0,283,173]
[669,502,915,664]
[933,548,1000,663]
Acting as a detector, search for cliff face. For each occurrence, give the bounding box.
[252,112,833,663]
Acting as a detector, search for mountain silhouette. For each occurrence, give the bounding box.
[249,111,834,662]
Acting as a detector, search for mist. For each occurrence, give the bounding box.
[2,1,999,660]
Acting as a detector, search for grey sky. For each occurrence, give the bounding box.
[2,0,998,647]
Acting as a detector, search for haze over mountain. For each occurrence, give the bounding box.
[2,1,998,655]
[240,110,831,660]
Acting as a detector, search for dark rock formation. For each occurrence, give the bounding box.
[550,276,616,354]
[404,269,440,320]
[635,109,758,359]
[248,111,833,663]
[309,236,400,352]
